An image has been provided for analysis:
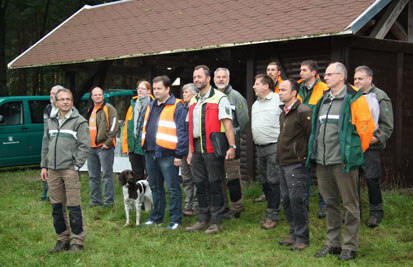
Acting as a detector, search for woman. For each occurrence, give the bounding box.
[122,80,153,179]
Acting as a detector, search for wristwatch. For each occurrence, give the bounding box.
[229,145,237,149]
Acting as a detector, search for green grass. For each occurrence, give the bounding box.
[0,167,412,266]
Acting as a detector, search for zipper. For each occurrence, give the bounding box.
[53,118,60,170]
[322,98,334,166]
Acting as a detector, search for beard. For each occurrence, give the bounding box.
[215,82,228,90]
[195,81,207,91]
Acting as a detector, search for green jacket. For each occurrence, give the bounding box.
[363,84,394,150]
[41,108,91,170]
[126,97,144,155]
[306,85,375,173]
[86,102,119,147]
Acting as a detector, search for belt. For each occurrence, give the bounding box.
[256,142,276,147]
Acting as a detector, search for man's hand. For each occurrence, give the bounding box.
[225,147,235,160]
[102,144,110,150]
[370,136,379,145]
[41,168,48,181]
[187,151,192,165]
[174,158,182,167]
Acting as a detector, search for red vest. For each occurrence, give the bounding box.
[188,89,225,153]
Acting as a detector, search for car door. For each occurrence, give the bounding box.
[26,99,50,163]
[0,100,29,167]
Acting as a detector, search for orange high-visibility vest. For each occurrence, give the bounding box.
[141,98,183,150]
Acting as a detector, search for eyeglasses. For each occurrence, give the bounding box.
[56,98,72,102]
[137,87,148,90]
[323,72,341,78]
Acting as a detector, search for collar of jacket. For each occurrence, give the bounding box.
[279,99,301,112]
[361,83,377,95]
[149,94,177,108]
[195,86,215,101]
[223,85,233,95]
[86,102,107,120]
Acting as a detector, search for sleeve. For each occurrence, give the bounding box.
[122,106,133,154]
[174,102,188,158]
[104,105,120,147]
[352,96,375,152]
[74,121,91,168]
[218,96,232,121]
[235,95,249,135]
[375,95,394,146]
[40,121,50,168]
[300,107,313,143]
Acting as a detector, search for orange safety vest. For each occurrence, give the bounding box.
[88,104,115,147]
[141,98,183,150]
[274,76,284,94]
[297,76,328,107]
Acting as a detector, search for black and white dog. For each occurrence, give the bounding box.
[118,170,153,226]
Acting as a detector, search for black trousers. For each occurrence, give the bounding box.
[128,153,146,180]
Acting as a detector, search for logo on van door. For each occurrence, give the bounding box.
[3,136,19,145]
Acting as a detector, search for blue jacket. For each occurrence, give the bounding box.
[142,94,188,159]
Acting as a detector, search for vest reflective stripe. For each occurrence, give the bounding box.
[49,129,78,140]
[141,98,182,150]
[188,89,225,153]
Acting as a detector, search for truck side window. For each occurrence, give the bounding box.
[0,101,24,125]
[29,100,49,123]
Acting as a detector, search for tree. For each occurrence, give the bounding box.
[0,0,8,96]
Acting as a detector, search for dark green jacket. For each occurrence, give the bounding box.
[306,85,375,173]
[126,98,145,155]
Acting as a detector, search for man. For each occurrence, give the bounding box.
[298,60,329,218]
[354,65,394,228]
[41,85,64,203]
[86,87,119,207]
[141,75,187,230]
[181,83,199,216]
[41,88,90,253]
[214,67,249,219]
[277,79,313,251]
[308,62,375,261]
[251,74,282,230]
[186,65,236,234]
[266,62,284,93]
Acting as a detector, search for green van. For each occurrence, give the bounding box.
[0,89,135,168]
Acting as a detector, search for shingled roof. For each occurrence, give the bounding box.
[8,0,390,69]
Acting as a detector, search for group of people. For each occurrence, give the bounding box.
[39,60,393,261]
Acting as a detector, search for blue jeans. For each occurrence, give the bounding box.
[145,152,182,224]
[87,147,115,206]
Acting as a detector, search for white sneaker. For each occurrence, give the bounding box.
[141,220,162,226]
[165,223,180,230]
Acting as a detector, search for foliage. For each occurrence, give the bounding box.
[0,167,412,266]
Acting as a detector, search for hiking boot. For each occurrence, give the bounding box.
[183,209,197,216]
[49,240,70,254]
[318,207,326,219]
[338,250,357,261]
[205,224,222,235]
[290,242,308,251]
[68,244,84,253]
[185,221,208,232]
[261,218,278,230]
[314,245,341,257]
[279,238,295,246]
[254,193,266,202]
[223,210,241,219]
[366,215,382,228]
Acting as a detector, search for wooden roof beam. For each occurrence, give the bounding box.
[370,0,409,39]
[390,21,408,41]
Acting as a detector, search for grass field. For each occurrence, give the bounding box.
[0,167,412,266]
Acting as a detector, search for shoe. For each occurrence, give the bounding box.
[314,245,342,257]
[291,242,308,251]
[261,218,278,230]
[318,207,326,219]
[338,250,357,261]
[49,240,70,254]
[366,216,382,228]
[223,210,241,219]
[68,244,84,253]
[165,223,180,230]
[183,209,197,216]
[185,221,208,232]
[141,220,162,226]
[279,238,295,246]
[205,224,222,235]
[254,193,266,202]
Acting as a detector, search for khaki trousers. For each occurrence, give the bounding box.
[317,164,360,251]
[48,169,86,245]
[222,159,244,212]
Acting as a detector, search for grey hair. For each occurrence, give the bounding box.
[55,88,73,100]
[355,65,373,78]
[182,83,197,94]
[330,62,347,81]
[51,85,64,92]
[214,67,230,77]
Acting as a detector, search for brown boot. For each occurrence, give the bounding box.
[279,238,295,246]
[291,242,308,251]
[49,240,70,254]
[185,221,208,232]
[205,224,223,235]
[183,209,197,216]
[261,218,278,230]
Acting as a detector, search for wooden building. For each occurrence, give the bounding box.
[8,0,413,186]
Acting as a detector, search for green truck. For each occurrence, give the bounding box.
[0,89,135,168]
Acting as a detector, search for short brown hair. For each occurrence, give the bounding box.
[355,65,373,77]
[301,60,318,73]
[194,65,211,77]
[267,61,281,71]
[152,75,171,88]
[255,74,274,90]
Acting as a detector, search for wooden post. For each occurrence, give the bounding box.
[408,0,413,42]
[246,48,255,180]
[395,53,404,185]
